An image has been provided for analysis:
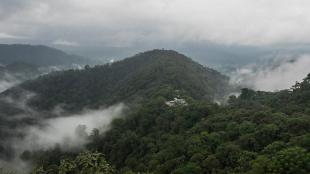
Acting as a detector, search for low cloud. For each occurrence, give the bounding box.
[16,104,125,151]
[230,54,310,91]
[0,102,126,173]
[0,32,26,39]
[52,39,79,47]
[0,73,22,93]
[0,89,126,172]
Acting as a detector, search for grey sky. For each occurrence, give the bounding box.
[1,0,310,47]
[1,0,310,91]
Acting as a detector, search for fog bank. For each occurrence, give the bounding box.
[230,54,310,91]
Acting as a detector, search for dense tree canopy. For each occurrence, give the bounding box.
[26,74,310,174]
[2,49,230,112]
[0,50,309,174]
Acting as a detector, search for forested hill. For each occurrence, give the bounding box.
[29,73,310,174]
[0,50,309,174]
[0,44,87,66]
[3,49,231,111]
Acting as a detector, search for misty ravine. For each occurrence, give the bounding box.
[0,90,125,173]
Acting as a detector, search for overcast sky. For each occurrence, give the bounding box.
[1,0,310,61]
[1,0,310,46]
[1,0,310,89]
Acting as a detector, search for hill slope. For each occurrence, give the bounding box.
[0,44,87,66]
[28,74,310,174]
[0,49,231,162]
[3,49,231,111]
[0,50,309,174]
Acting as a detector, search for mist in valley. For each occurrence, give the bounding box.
[0,93,125,173]
[230,54,310,91]
[0,1,310,173]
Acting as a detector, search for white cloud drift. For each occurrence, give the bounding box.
[15,103,125,151]
[231,55,310,91]
[52,39,79,46]
[0,73,22,92]
[0,103,125,173]
[0,32,26,39]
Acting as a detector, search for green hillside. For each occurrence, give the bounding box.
[0,50,309,174]
[4,49,230,111]
[26,74,310,174]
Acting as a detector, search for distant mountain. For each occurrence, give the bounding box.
[3,49,231,111]
[0,44,88,66]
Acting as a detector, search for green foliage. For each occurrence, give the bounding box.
[268,147,310,174]
[32,152,114,174]
[6,49,230,111]
[0,168,15,174]
[83,75,310,174]
[2,52,310,174]
[0,50,231,161]
[172,162,202,174]
[19,74,310,173]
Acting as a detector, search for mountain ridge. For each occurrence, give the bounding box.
[2,49,231,112]
[0,44,88,66]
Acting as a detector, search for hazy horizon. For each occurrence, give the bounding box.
[1,0,310,66]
